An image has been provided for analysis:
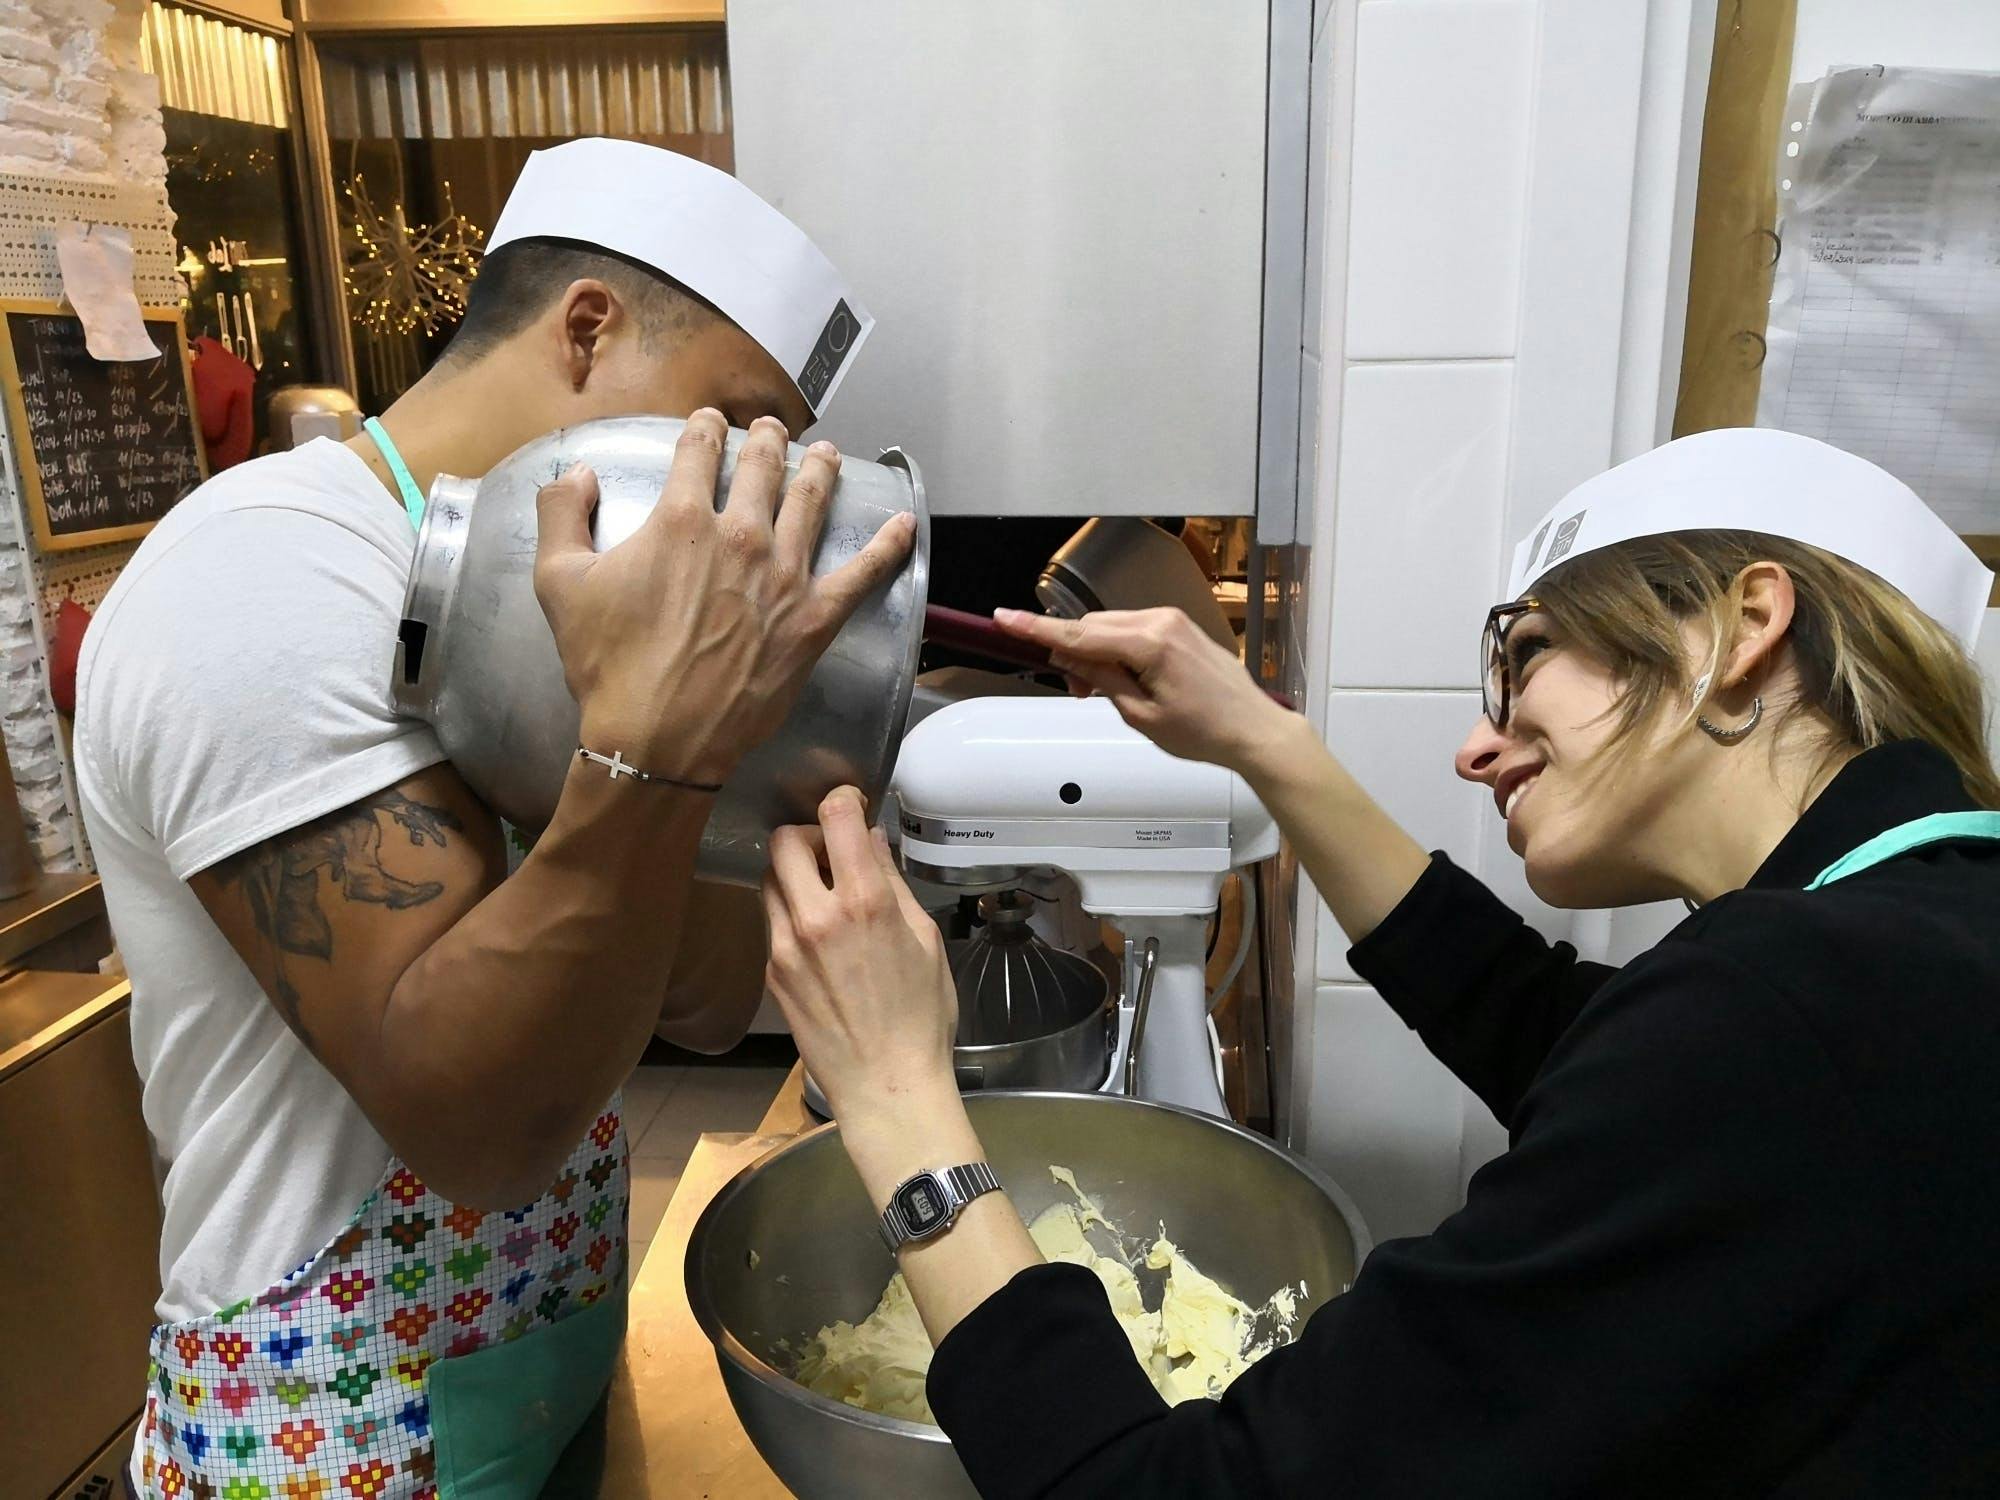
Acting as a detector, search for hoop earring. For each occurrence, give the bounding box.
[1697,696,1762,742]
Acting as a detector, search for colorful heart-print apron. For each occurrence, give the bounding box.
[136,1100,629,1500]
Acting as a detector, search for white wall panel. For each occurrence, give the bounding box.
[1302,16,1335,363]
[1612,0,1713,462]
[1792,2,2000,81]
[1328,361,1512,687]
[727,0,1268,517]
[1501,0,1652,553]
[1297,349,1325,545]
[1602,899,1686,965]
[1307,983,1470,1242]
[1470,786,1576,954]
[1298,0,1714,1225]
[1343,0,1536,360]
[1458,1083,1509,1200]
[1318,688,1486,981]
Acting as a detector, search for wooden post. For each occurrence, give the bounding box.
[1672,0,1799,437]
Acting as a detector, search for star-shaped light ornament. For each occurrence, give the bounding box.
[342,173,484,338]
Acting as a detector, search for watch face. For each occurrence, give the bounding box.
[894,1173,951,1238]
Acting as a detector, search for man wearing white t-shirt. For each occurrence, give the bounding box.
[77,142,910,1496]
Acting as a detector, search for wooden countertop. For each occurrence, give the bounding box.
[0,871,102,968]
[545,1066,820,1497]
[0,970,130,1081]
[743,1062,818,1141]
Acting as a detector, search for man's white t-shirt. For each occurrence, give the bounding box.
[76,438,447,1322]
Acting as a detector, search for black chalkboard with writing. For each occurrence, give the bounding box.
[0,302,206,551]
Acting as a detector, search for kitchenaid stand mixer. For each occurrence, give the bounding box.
[890,694,1278,1118]
[389,412,1275,1119]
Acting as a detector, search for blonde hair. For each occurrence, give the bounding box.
[1531,531,2000,809]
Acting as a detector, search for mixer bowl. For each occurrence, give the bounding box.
[684,1092,1371,1500]
[950,989,1116,1093]
[948,924,1116,1092]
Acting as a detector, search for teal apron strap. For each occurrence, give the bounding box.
[1806,810,2000,890]
[362,415,427,531]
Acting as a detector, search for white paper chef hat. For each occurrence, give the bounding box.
[1506,429,1994,649]
[485,137,872,417]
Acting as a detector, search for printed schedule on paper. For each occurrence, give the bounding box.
[1759,67,2000,537]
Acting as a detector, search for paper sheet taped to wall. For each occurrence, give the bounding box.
[54,222,156,363]
[1759,67,2000,536]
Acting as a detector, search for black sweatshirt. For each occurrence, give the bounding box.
[927,741,2000,1498]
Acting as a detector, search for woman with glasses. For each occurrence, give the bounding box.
[760,428,2000,1498]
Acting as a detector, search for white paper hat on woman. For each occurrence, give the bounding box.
[485,137,871,417]
[1506,428,1994,650]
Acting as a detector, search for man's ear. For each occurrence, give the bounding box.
[556,278,618,392]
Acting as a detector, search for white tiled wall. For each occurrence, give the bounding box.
[1591,1,2000,970]
[1458,1084,1510,1200]
[1503,0,1653,547]
[1471,789,1577,955]
[1298,0,1991,1241]
[1292,0,1708,1241]
[1310,983,1470,1241]
[1328,362,1512,688]
[1343,0,1537,361]
[1316,689,1486,983]
[1791,1,2000,84]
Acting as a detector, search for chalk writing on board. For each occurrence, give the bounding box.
[4,308,203,543]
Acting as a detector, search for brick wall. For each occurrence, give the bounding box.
[0,0,166,189]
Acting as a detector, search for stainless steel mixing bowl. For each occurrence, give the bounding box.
[948,980,1116,1093]
[685,1092,1371,1500]
[946,896,1116,1091]
[391,414,929,886]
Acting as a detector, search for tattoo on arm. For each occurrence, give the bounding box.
[216,789,461,1046]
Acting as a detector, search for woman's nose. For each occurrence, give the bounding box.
[1455,716,1507,784]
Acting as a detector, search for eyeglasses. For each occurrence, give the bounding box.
[1480,598,1543,730]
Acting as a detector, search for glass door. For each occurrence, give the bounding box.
[141,2,321,460]
[309,26,732,412]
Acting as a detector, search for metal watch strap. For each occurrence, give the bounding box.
[878,1162,1001,1252]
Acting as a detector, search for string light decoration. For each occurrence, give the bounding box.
[342,173,485,337]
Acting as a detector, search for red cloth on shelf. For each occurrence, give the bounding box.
[190,334,256,470]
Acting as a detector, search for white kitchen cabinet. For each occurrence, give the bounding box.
[726,0,1293,525]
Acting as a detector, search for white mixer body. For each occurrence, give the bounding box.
[892,696,1279,1118]
[892,696,1277,917]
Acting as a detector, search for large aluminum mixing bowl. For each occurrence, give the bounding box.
[392,414,929,886]
[685,1092,1371,1499]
